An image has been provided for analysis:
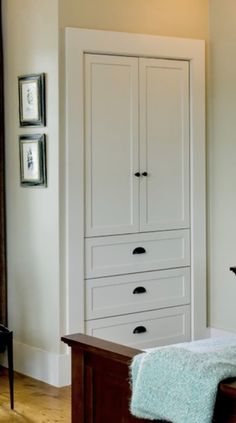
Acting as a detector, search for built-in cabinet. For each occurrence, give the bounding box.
[66,29,206,346]
[84,53,192,348]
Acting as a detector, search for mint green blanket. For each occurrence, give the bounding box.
[130,337,236,423]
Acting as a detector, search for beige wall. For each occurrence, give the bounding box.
[59,0,209,39]
[208,0,236,332]
[2,0,63,384]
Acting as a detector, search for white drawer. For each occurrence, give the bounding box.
[85,267,190,319]
[85,305,191,349]
[85,230,190,278]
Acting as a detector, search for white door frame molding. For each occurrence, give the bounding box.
[65,28,206,339]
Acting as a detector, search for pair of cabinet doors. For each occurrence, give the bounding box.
[84,54,190,238]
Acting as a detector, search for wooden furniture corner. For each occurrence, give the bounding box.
[62,333,236,423]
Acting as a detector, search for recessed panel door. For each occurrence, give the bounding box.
[139,58,190,232]
[85,54,139,237]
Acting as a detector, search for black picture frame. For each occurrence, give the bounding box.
[19,134,47,187]
[18,73,46,127]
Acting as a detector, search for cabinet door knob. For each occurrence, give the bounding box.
[133,286,147,294]
[133,326,147,334]
[230,267,236,275]
[132,247,146,255]
[142,172,148,176]
[134,172,140,177]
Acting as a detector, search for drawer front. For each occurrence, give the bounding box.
[85,267,190,319]
[85,230,190,278]
[85,305,191,349]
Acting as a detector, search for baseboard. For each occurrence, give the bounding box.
[2,329,235,387]
[1,340,71,387]
[209,327,236,338]
[197,327,236,340]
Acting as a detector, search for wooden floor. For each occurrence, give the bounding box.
[0,368,71,422]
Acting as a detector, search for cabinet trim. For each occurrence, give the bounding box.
[65,28,206,339]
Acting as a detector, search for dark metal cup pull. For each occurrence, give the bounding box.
[142,172,148,176]
[132,247,146,255]
[133,286,147,295]
[133,326,147,334]
[230,267,236,275]
[134,172,141,177]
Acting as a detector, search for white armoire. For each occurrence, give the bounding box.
[66,29,206,349]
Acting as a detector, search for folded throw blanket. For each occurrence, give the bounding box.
[130,336,236,423]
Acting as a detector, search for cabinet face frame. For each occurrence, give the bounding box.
[65,28,206,339]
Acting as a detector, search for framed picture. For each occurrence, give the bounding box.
[18,73,46,126]
[19,134,47,187]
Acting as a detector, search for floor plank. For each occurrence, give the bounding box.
[0,368,71,422]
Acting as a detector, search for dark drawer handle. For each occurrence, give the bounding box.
[230,267,236,276]
[133,286,147,295]
[142,172,148,176]
[133,326,147,334]
[134,172,140,177]
[132,247,146,255]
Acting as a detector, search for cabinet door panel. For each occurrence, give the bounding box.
[139,58,190,231]
[85,54,139,237]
